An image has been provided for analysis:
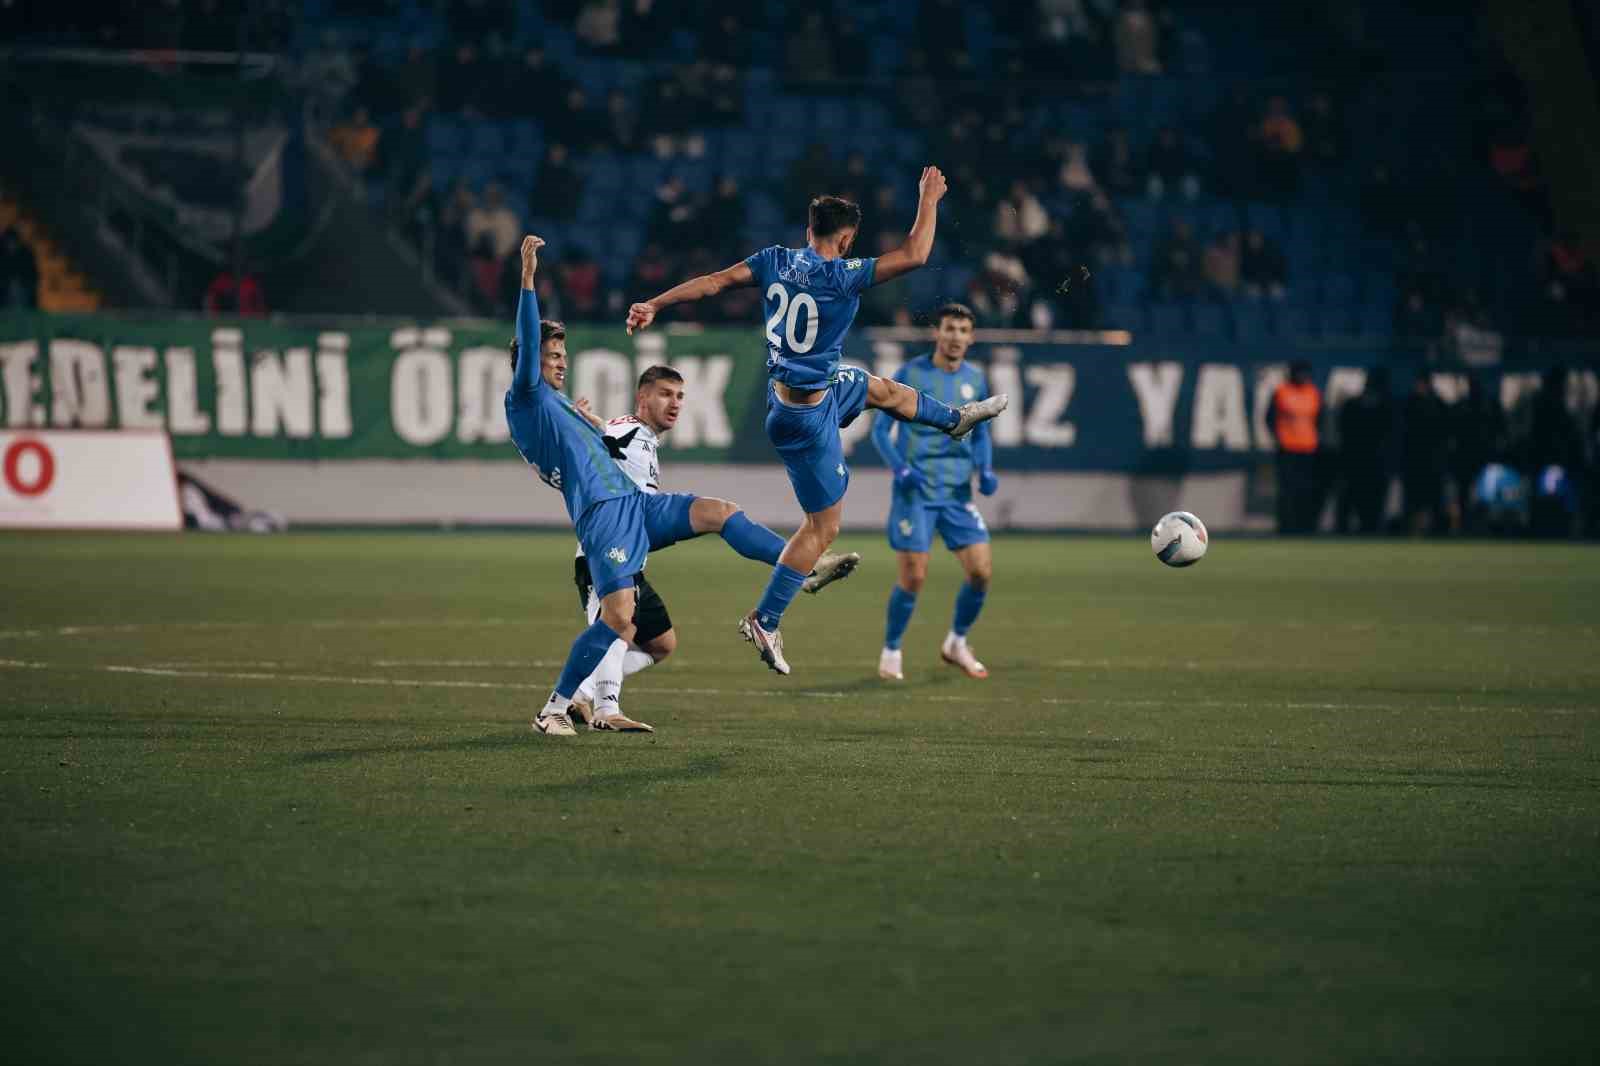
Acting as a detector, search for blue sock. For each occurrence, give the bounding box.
[754,564,807,630]
[914,390,960,430]
[553,617,622,700]
[721,511,785,566]
[952,582,987,637]
[884,585,918,650]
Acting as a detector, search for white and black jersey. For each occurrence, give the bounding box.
[571,415,675,643]
[575,416,660,561]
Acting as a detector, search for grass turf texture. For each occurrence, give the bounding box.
[2,532,1596,1065]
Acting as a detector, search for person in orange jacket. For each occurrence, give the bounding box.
[1267,359,1323,534]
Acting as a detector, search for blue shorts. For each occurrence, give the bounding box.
[887,496,992,554]
[576,491,698,598]
[765,365,871,515]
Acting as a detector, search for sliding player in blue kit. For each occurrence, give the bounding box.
[625,166,1007,675]
[505,235,845,735]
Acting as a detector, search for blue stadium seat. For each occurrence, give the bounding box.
[1101,304,1143,333]
[1273,305,1312,338]
[1319,274,1356,307]
[427,117,465,155]
[1356,305,1390,337]
[1232,302,1269,342]
[1192,302,1228,337]
[468,123,505,157]
[1147,302,1187,336]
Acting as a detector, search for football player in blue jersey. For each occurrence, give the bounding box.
[871,302,996,681]
[505,236,845,734]
[624,167,1008,675]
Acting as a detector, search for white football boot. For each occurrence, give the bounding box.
[877,647,904,680]
[947,394,1009,441]
[802,550,862,594]
[939,634,988,679]
[738,611,791,675]
[533,709,578,736]
[591,709,654,733]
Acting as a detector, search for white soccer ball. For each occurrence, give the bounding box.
[1150,511,1208,567]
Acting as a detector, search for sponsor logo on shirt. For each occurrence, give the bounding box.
[961,383,976,400]
[606,546,629,564]
[845,258,863,270]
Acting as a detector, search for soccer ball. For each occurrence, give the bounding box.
[1150,511,1208,567]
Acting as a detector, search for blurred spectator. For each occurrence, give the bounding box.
[466,183,520,261]
[328,106,380,174]
[468,233,500,310]
[432,181,475,288]
[576,0,624,54]
[968,251,1031,327]
[786,13,836,88]
[1149,218,1202,299]
[1058,141,1099,196]
[550,87,601,153]
[437,43,488,115]
[557,247,604,320]
[646,176,700,247]
[1301,91,1347,165]
[1202,229,1240,296]
[994,180,1050,247]
[1068,189,1133,266]
[1401,373,1450,535]
[1393,289,1441,348]
[894,50,943,131]
[1359,162,1405,235]
[629,242,674,299]
[704,176,747,249]
[204,268,266,316]
[702,13,752,68]
[1094,127,1139,197]
[640,81,701,158]
[508,47,574,108]
[621,0,671,50]
[1114,0,1162,74]
[1525,366,1584,474]
[1254,96,1304,199]
[392,44,438,112]
[601,89,639,150]
[1037,0,1113,81]
[1143,127,1200,201]
[0,227,39,309]
[835,152,878,206]
[302,30,358,121]
[1450,373,1506,531]
[858,232,907,326]
[919,0,968,60]
[533,144,584,222]
[1487,123,1540,200]
[1268,360,1322,534]
[786,143,836,208]
[1336,366,1394,534]
[1239,229,1287,301]
[382,102,431,224]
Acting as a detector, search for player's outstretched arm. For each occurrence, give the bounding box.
[873,166,947,285]
[625,261,756,334]
[512,234,546,393]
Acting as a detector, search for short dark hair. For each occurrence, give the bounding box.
[936,302,976,326]
[637,365,684,390]
[508,319,567,371]
[808,195,862,238]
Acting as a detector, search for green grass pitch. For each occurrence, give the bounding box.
[2,531,1596,1065]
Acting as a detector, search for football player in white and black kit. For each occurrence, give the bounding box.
[568,365,860,731]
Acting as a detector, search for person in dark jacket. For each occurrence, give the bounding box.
[1337,366,1394,534]
[1402,372,1451,535]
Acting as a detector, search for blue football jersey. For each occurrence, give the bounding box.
[743,245,877,390]
[504,289,637,520]
[878,355,991,502]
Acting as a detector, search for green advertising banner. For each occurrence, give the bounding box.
[0,313,773,462]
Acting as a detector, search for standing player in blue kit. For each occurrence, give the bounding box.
[625,166,1008,676]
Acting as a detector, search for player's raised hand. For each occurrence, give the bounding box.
[917,166,947,204]
[625,301,658,335]
[520,235,546,276]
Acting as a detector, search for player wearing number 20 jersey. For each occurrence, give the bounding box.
[624,169,1009,677]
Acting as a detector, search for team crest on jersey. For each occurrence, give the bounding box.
[606,546,628,564]
[898,518,914,537]
[836,463,846,477]
[961,383,976,400]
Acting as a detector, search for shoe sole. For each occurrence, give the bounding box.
[949,396,1009,441]
[802,553,860,594]
[940,650,989,679]
[593,720,654,733]
[739,617,791,675]
[877,670,903,680]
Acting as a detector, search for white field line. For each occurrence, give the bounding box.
[0,619,535,640]
[0,658,1593,714]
